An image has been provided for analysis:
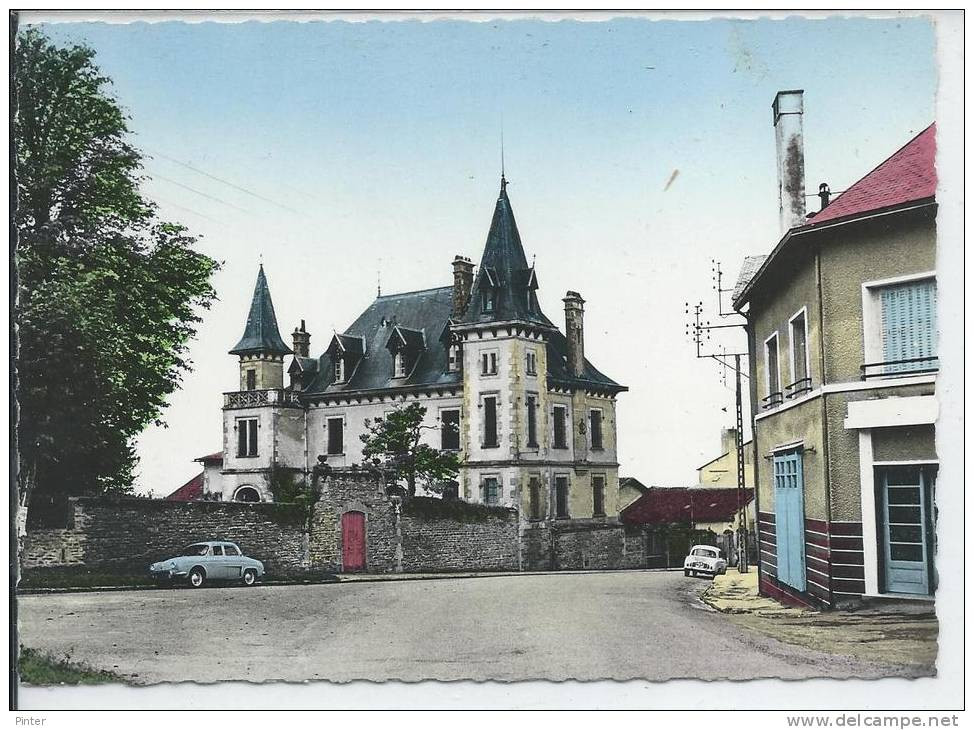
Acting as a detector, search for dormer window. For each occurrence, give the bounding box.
[386,325,425,380]
[447,343,462,373]
[325,333,366,387]
[483,291,496,313]
[394,352,406,378]
[334,357,345,383]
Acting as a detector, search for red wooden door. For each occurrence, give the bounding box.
[341,511,366,572]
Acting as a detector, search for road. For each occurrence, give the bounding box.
[18,570,919,684]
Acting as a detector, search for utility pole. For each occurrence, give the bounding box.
[685,259,750,573]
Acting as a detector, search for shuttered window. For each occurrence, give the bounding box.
[880,279,937,373]
[327,417,344,455]
[590,409,603,450]
[553,405,568,449]
[592,475,606,517]
[483,396,498,447]
[526,395,538,447]
[528,477,542,520]
[555,476,570,518]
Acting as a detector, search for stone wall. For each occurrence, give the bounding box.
[22,496,310,577]
[400,498,519,573]
[551,521,626,570]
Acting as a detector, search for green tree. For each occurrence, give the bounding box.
[359,402,461,499]
[13,28,219,527]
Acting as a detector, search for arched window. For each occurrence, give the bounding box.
[234,486,261,503]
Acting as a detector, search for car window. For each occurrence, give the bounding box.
[212,545,224,556]
[180,544,210,557]
[224,545,240,556]
[691,548,715,557]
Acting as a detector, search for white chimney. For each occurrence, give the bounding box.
[772,90,806,235]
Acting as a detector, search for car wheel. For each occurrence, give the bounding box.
[242,569,257,587]
[188,567,206,589]
[684,569,690,577]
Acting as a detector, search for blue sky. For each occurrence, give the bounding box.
[28,14,937,495]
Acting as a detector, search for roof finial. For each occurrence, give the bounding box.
[500,123,507,194]
[377,259,382,298]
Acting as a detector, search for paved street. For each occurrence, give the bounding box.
[19,570,922,684]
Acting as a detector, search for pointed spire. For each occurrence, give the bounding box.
[459,179,552,327]
[229,265,292,356]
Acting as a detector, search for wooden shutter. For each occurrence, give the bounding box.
[484,397,497,447]
[881,279,937,372]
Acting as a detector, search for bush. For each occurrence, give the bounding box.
[404,496,514,523]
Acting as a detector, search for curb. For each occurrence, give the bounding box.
[17,567,681,595]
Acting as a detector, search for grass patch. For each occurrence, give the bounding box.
[19,566,153,590]
[19,647,124,685]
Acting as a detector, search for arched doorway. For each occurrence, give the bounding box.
[341,511,366,572]
[234,486,261,503]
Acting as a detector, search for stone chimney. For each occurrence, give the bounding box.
[772,90,806,235]
[292,320,310,358]
[452,255,474,317]
[563,291,585,378]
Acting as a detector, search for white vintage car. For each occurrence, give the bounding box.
[683,545,727,578]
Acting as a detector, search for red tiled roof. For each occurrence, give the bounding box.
[166,471,204,501]
[195,451,223,464]
[807,123,936,227]
[620,487,754,526]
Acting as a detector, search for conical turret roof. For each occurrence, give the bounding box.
[459,177,554,327]
[229,265,292,356]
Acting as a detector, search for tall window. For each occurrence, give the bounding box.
[483,477,500,506]
[393,352,406,378]
[481,351,498,376]
[880,279,937,373]
[483,291,496,313]
[765,333,781,407]
[245,369,257,391]
[789,311,809,392]
[441,409,460,451]
[334,357,345,383]
[483,396,498,447]
[589,409,604,450]
[553,405,568,449]
[447,344,461,373]
[555,476,569,518]
[327,417,344,455]
[237,418,258,457]
[592,475,606,517]
[528,476,542,520]
[525,350,537,375]
[526,395,538,448]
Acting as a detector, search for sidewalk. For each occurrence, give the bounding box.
[702,571,938,672]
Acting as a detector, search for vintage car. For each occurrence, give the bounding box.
[683,544,727,578]
[149,541,265,588]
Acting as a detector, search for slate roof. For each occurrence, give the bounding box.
[731,255,768,304]
[166,471,204,501]
[304,286,462,395]
[620,487,754,526]
[230,265,292,356]
[459,177,554,327]
[807,123,936,227]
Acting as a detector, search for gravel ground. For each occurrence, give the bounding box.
[18,570,925,685]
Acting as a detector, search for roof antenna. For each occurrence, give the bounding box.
[377,260,382,298]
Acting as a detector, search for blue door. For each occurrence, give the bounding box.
[773,450,806,591]
[880,467,932,595]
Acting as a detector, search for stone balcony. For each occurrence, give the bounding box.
[223,388,302,409]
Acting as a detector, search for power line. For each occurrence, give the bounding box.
[150,172,252,214]
[147,148,303,215]
[153,196,226,226]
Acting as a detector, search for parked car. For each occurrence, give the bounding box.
[683,544,727,578]
[149,541,265,588]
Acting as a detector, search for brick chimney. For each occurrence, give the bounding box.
[772,90,806,235]
[452,255,474,317]
[563,291,585,378]
[292,320,310,358]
